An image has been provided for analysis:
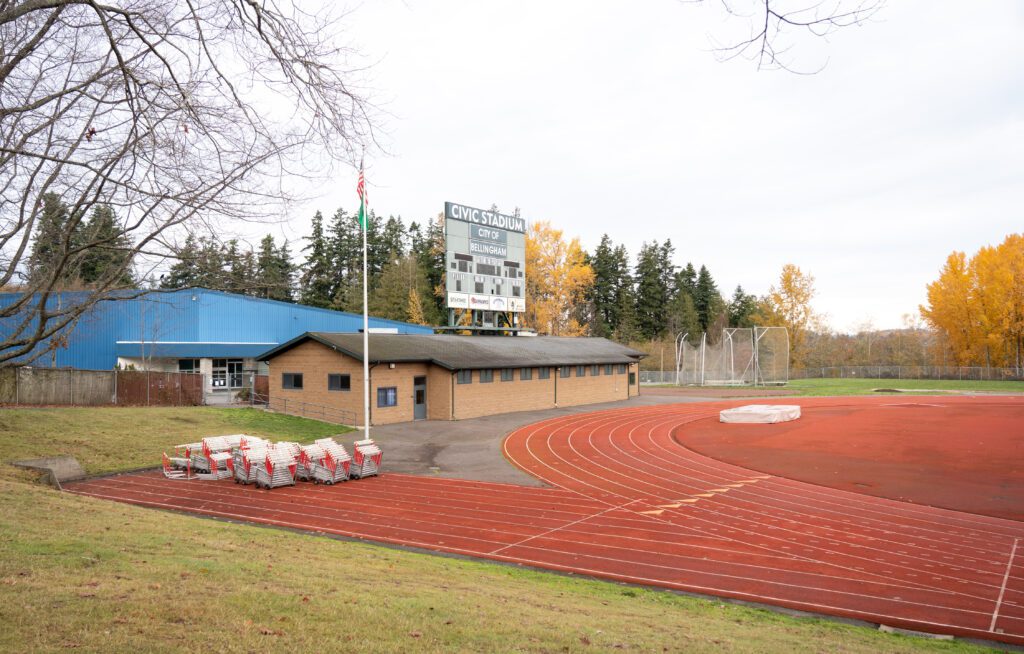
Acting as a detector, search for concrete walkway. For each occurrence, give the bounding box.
[368,394,705,487]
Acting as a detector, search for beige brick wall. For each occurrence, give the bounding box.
[269,340,432,426]
[554,364,631,408]
[451,368,558,420]
[269,339,642,425]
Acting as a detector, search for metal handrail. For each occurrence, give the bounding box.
[251,392,356,426]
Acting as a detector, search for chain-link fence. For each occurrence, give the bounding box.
[791,366,1024,381]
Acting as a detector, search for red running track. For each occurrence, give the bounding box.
[66,396,1024,646]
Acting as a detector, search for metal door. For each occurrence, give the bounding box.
[413,376,427,420]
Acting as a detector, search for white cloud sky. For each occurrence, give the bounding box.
[269,0,1024,332]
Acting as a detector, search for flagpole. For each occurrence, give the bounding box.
[359,160,371,439]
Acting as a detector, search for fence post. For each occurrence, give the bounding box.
[15,367,19,405]
[146,370,151,406]
[70,369,74,406]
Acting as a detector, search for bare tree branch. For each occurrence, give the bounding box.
[692,0,884,72]
[0,0,375,365]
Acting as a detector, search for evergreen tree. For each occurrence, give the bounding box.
[677,262,697,299]
[634,241,671,339]
[326,207,359,302]
[694,264,725,332]
[667,290,701,339]
[299,211,333,307]
[589,234,618,337]
[255,235,295,301]
[416,214,446,319]
[371,255,442,325]
[379,215,407,261]
[27,192,81,286]
[161,234,201,289]
[611,244,639,341]
[78,204,134,286]
[193,237,227,289]
[224,240,256,295]
[728,285,759,327]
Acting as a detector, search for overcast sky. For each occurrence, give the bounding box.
[271,0,1024,332]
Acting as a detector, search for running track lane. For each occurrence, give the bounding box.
[65,396,1024,646]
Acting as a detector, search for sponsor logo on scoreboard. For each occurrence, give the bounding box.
[508,297,526,312]
[469,294,491,308]
[490,296,508,311]
[447,292,469,309]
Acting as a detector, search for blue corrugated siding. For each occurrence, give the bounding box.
[0,288,433,369]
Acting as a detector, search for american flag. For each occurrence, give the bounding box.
[356,160,367,229]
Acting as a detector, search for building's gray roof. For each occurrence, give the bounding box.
[259,333,646,370]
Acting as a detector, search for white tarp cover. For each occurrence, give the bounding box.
[719,405,801,424]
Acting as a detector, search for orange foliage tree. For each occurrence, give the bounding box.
[920,234,1024,369]
[754,263,818,367]
[523,221,594,336]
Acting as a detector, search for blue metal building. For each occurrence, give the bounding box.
[0,288,432,394]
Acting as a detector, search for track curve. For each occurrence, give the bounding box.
[66,396,1024,646]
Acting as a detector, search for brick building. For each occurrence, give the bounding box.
[258,333,644,425]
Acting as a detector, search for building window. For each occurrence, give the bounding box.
[377,387,397,407]
[560,367,570,378]
[480,369,494,383]
[617,364,627,374]
[328,374,350,391]
[282,373,303,390]
[520,368,532,381]
[629,372,637,385]
[178,359,200,373]
[591,364,600,376]
[576,365,586,377]
[501,368,514,382]
[538,367,550,380]
[457,370,472,384]
[604,364,614,376]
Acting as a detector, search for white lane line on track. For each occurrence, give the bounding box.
[511,401,1020,537]
[60,488,1024,643]
[519,408,1017,603]
[991,538,1020,632]
[489,499,642,556]
[65,487,998,618]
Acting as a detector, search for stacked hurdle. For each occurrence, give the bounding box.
[256,447,297,490]
[160,434,383,488]
[297,443,325,481]
[233,442,268,485]
[350,439,382,479]
[311,438,351,485]
[202,436,241,480]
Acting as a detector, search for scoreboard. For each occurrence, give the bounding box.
[444,201,526,316]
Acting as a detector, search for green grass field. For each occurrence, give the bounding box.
[653,377,1024,397]
[786,378,1024,396]
[0,407,998,652]
[0,407,351,475]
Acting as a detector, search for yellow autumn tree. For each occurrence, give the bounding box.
[523,221,595,336]
[921,234,1024,368]
[754,263,818,367]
